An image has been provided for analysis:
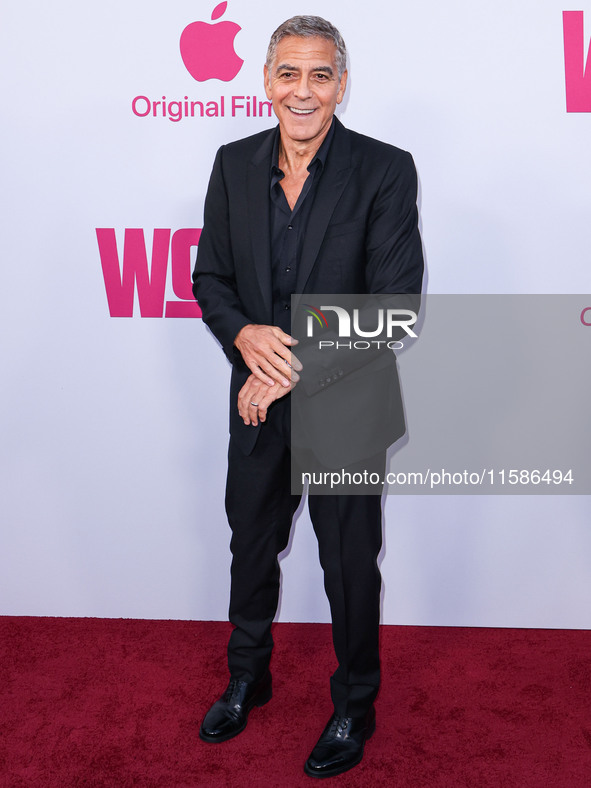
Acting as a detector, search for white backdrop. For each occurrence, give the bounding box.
[1,1,590,627]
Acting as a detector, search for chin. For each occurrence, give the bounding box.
[282,119,322,138]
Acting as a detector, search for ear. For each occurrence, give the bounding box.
[263,64,272,100]
[336,70,348,105]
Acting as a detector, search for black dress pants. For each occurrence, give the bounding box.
[224,397,384,717]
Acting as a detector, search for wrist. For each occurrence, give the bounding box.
[234,323,256,348]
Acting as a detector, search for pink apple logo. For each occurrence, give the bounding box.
[180,2,243,82]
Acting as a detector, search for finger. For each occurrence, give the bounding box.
[288,350,303,372]
[280,354,300,384]
[237,394,251,425]
[254,332,298,363]
[262,342,304,382]
[239,398,260,426]
[255,391,275,423]
[243,346,291,385]
[238,382,261,425]
[246,382,280,425]
[248,386,264,425]
[271,327,299,346]
[239,328,300,384]
[248,386,268,426]
[255,355,292,387]
[248,364,276,387]
[251,339,295,375]
[278,352,301,381]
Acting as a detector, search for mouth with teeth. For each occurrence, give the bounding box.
[288,107,316,115]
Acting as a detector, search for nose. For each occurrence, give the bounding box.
[293,73,312,100]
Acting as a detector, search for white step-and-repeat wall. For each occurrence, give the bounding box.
[2,1,590,626]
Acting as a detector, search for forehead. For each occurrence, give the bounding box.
[271,35,338,70]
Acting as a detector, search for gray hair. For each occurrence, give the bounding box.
[266,16,347,78]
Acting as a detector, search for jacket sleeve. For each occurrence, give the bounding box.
[365,150,424,295]
[192,146,251,364]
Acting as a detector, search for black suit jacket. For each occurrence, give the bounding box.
[193,118,423,463]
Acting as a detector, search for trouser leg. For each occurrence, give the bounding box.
[224,405,301,683]
[308,486,384,717]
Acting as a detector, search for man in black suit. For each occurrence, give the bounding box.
[193,16,423,778]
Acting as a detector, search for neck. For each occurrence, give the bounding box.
[278,121,332,174]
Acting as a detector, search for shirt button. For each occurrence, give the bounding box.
[288,225,293,230]
[285,267,291,272]
[284,304,290,310]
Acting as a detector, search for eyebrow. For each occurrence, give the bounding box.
[275,63,334,76]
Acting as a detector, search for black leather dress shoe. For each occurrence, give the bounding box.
[304,706,376,779]
[199,671,272,743]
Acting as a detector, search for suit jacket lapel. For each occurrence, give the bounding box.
[247,130,275,320]
[246,120,354,314]
[296,117,353,293]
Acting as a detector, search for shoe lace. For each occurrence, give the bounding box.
[223,679,245,703]
[328,714,351,737]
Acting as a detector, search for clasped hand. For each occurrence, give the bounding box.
[237,374,296,426]
[234,324,302,426]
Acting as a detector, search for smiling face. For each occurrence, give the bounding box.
[264,35,347,153]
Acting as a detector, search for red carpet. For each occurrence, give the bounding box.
[1,618,590,787]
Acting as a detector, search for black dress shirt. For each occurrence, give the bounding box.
[269,118,336,332]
